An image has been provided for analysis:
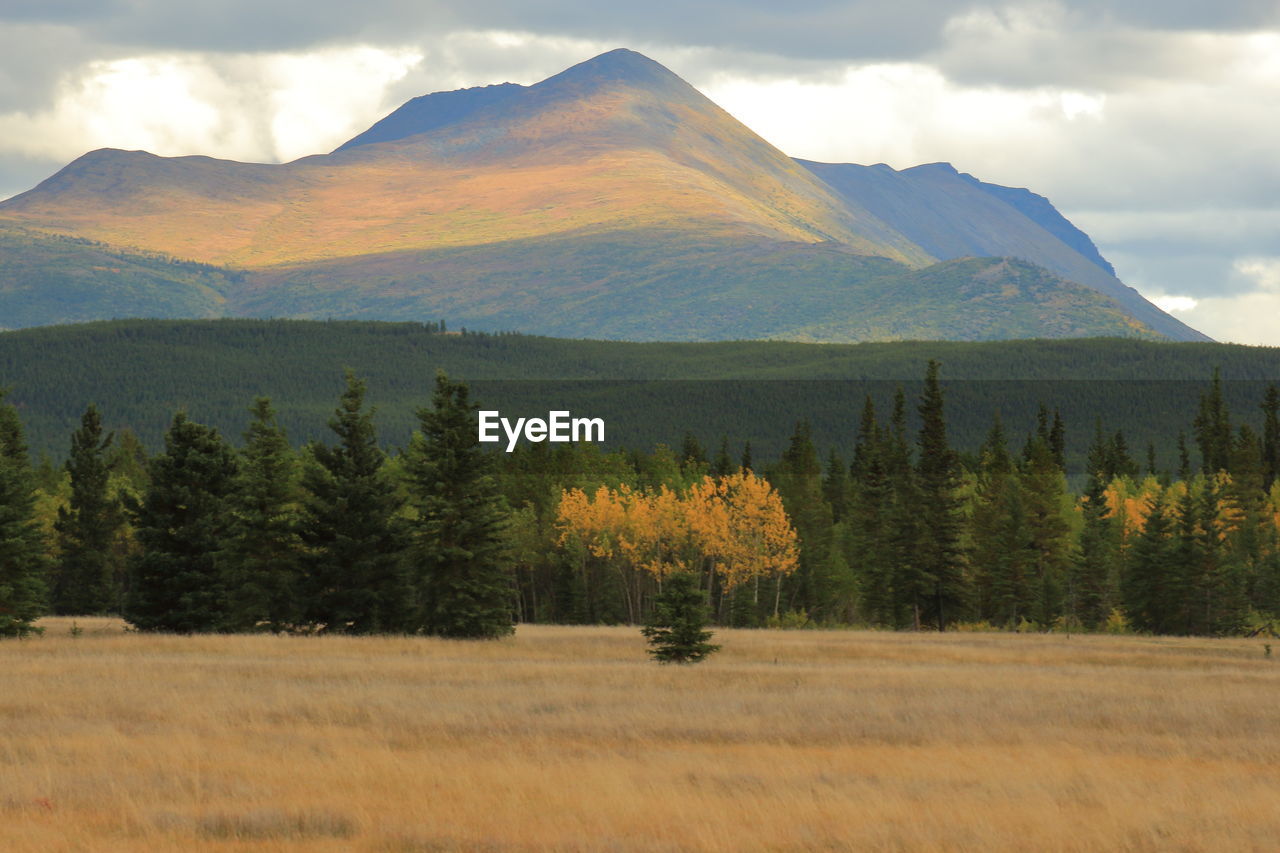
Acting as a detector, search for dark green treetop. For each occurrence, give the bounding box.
[405,371,513,639]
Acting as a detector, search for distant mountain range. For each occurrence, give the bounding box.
[0,49,1208,343]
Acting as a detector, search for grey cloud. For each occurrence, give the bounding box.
[1063,0,1280,31]
[0,153,68,202]
[0,24,106,112]
[2,1,1275,66]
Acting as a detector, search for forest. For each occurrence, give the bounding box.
[2,355,1278,640]
[4,318,1280,466]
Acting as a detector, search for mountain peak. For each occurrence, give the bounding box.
[333,49,689,154]
[529,48,692,100]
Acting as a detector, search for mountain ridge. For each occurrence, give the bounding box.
[0,48,1210,343]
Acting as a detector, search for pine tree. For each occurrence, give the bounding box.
[822,449,849,524]
[1108,431,1140,481]
[1177,432,1192,482]
[53,405,124,615]
[680,432,706,473]
[848,398,895,626]
[1074,420,1115,628]
[641,571,719,663]
[915,361,968,629]
[299,371,409,634]
[883,386,921,628]
[1261,384,1279,491]
[405,372,513,638]
[711,436,733,478]
[1048,409,1067,472]
[1123,494,1173,633]
[223,398,304,632]
[0,393,48,637]
[971,414,1028,625]
[773,420,834,620]
[1194,369,1232,474]
[1020,436,1070,629]
[124,413,237,633]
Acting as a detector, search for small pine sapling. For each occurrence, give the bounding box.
[641,572,720,664]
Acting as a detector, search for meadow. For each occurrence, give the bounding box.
[3,619,1279,852]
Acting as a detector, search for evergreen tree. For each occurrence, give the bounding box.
[680,432,706,472]
[1123,495,1173,633]
[1261,384,1279,491]
[223,398,304,632]
[124,413,237,633]
[641,571,719,663]
[822,449,849,524]
[971,414,1027,625]
[1176,432,1191,482]
[1073,420,1115,628]
[1194,368,1232,474]
[914,361,968,629]
[883,386,921,628]
[1108,431,1139,481]
[1020,436,1070,629]
[405,372,514,638]
[848,398,895,626]
[1048,409,1066,472]
[53,404,124,615]
[711,436,734,478]
[0,393,48,637]
[773,420,835,620]
[299,371,409,634]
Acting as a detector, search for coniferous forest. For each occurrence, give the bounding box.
[3,352,1279,640]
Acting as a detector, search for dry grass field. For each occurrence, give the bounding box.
[3,619,1279,852]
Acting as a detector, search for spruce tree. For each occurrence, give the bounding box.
[404,372,513,638]
[224,398,304,632]
[53,404,124,615]
[915,361,968,629]
[848,398,895,626]
[711,436,733,478]
[1194,369,1232,474]
[774,420,834,620]
[883,386,921,628]
[1261,384,1279,490]
[0,393,48,637]
[1020,436,1070,629]
[1074,420,1115,628]
[1123,495,1173,633]
[299,371,408,634]
[641,571,719,663]
[971,414,1028,625]
[124,413,237,633]
[822,449,849,524]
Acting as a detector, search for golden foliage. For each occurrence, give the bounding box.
[556,472,798,589]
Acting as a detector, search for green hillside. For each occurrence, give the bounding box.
[0,226,240,329]
[244,231,1161,342]
[1,320,1275,467]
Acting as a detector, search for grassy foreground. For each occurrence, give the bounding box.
[3,620,1279,852]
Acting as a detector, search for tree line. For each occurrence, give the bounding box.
[2,362,1279,638]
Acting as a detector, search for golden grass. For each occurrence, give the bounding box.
[3,619,1279,852]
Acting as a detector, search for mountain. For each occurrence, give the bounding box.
[0,48,1209,343]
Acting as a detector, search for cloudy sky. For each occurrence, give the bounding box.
[1,1,1277,344]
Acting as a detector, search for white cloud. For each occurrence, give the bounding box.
[1150,295,1198,314]
[1141,258,1280,345]
[0,45,423,167]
